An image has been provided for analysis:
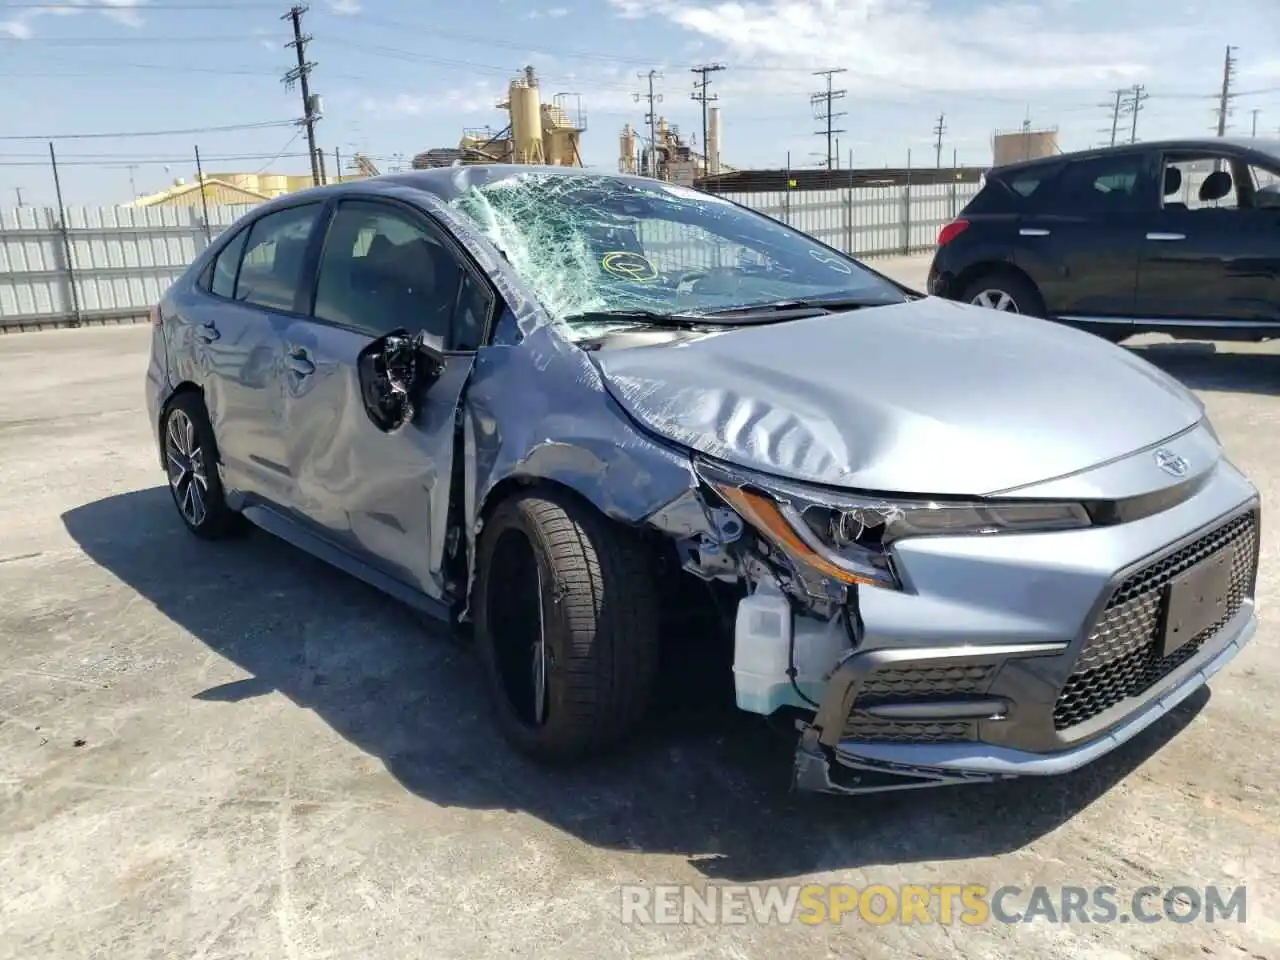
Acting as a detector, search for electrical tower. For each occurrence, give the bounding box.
[634,70,663,178]
[932,113,947,168]
[690,63,725,176]
[282,4,321,186]
[1215,45,1238,136]
[1118,84,1149,144]
[810,68,847,169]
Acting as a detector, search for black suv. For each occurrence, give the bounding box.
[927,138,1280,343]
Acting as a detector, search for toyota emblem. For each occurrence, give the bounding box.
[1154,448,1190,477]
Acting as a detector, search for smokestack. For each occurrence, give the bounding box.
[707,106,722,175]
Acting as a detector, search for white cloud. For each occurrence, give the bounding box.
[328,0,363,13]
[361,83,503,118]
[609,0,1205,95]
[0,0,146,37]
[547,6,570,16]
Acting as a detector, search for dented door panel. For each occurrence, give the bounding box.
[278,317,471,601]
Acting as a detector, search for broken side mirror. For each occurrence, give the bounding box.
[357,328,446,433]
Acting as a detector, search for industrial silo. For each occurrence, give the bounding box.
[508,66,545,164]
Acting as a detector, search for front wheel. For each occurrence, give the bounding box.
[474,489,661,762]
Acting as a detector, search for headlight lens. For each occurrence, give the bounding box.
[695,457,1091,590]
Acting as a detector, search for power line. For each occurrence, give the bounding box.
[690,63,724,174]
[282,3,321,186]
[810,68,846,170]
[633,70,662,178]
[932,112,947,168]
[0,120,297,141]
[1215,44,1238,136]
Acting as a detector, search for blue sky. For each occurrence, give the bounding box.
[1,0,1278,205]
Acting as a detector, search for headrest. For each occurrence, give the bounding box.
[1199,170,1232,203]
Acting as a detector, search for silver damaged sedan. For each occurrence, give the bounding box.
[144,166,1261,794]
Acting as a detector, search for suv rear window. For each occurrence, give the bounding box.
[962,163,1062,214]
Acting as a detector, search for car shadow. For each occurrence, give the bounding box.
[63,487,1210,883]
[1128,340,1280,396]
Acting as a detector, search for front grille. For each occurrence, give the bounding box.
[1054,510,1258,731]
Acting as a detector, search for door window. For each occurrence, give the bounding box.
[1056,155,1149,212]
[233,203,323,312]
[313,201,465,346]
[208,226,248,299]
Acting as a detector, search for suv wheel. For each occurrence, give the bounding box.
[474,489,661,762]
[960,271,1045,318]
[161,392,241,539]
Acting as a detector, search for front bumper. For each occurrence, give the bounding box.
[790,459,1261,794]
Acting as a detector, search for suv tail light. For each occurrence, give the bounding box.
[936,219,970,247]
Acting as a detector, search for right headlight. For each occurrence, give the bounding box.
[695,457,1092,591]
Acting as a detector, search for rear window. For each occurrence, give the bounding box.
[962,164,1061,214]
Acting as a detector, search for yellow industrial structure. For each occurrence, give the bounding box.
[130,176,271,207]
[619,107,725,184]
[413,65,586,168]
[992,128,1060,166]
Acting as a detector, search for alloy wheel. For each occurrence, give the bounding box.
[164,409,209,527]
[970,289,1020,312]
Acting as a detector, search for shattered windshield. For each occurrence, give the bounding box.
[446,172,904,336]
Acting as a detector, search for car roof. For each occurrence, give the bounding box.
[990,137,1280,176]
[259,164,665,211]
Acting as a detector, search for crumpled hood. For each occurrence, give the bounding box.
[592,297,1203,496]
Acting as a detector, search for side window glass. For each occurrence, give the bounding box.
[1161,156,1242,211]
[452,271,494,351]
[313,201,464,346]
[1246,162,1280,209]
[1057,155,1148,212]
[209,227,249,299]
[233,203,322,312]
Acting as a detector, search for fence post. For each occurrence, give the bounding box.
[844,186,854,255]
[901,149,913,255]
[784,151,792,225]
[48,141,82,328]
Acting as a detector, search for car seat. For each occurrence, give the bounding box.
[1163,167,1186,210]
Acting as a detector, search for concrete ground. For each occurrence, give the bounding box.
[1,255,1278,959]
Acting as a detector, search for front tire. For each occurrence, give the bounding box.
[161,392,241,540]
[474,489,661,762]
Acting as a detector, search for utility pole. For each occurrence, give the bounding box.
[1120,84,1149,144]
[932,112,947,168]
[690,63,724,176]
[1215,44,1238,137]
[1102,88,1125,147]
[126,164,139,200]
[1250,108,1260,137]
[633,70,663,178]
[13,187,24,207]
[283,4,321,186]
[810,68,847,169]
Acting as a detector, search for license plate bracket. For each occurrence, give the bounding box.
[1159,550,1233,658]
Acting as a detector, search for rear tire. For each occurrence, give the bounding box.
[160,392,242,540]
[474,489,661,762]
[960,271,1046,318]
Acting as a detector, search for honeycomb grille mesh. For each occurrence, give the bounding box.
[1053,511,1258,731]
[844,664,995,742]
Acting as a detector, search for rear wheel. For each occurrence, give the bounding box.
[960,271,1045,318]
[161,392,241,539]
[474,489,661,762]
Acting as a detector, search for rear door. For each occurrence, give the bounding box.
[1135,149,1280,325]
[180,201,326,506]
[278,197,495,600]
[1013,149,1157,324]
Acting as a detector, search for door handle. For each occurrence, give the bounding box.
[194,322,220,343]
[1019,227,1051,236]
[1146,232,1186,241]
[286,351,316,377]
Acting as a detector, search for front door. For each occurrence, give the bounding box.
[1135,151,1280,324]
[278,198,493,601]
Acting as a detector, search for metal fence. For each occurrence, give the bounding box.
[0,181,968,330]
[703,181,980,258]
[0,204,254,330]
